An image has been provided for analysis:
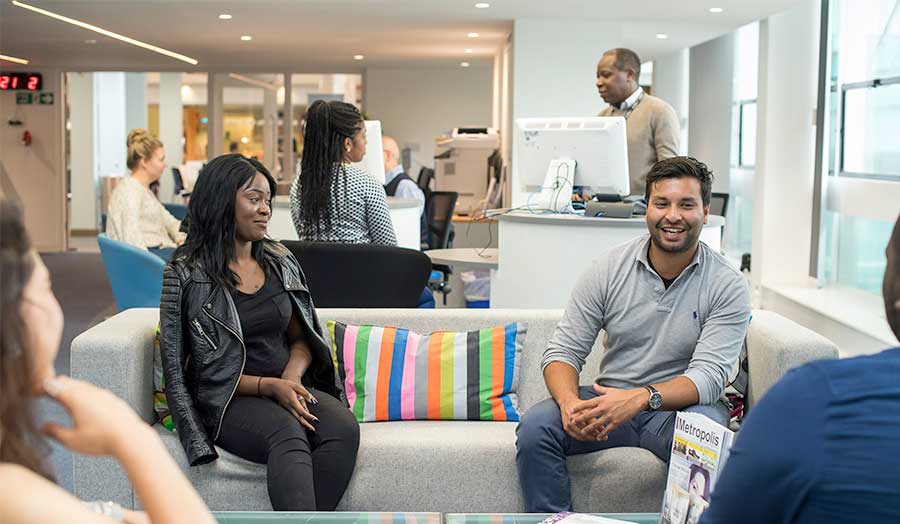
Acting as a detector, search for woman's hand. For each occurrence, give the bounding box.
[40,375,152,457]
[260,377,319,431]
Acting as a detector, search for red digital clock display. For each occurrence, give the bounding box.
[0,72,43,91]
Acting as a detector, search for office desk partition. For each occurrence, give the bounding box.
[490,212,725,309]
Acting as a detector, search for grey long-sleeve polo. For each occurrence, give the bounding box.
[542,234,751,405]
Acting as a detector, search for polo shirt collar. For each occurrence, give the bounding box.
[614,86,644,111]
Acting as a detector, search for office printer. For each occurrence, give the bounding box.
[434,127,500,213]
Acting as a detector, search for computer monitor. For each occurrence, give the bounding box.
[514,116,629,198]
[352,120,385,185]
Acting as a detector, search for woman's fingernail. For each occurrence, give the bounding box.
[310,396,318,404]
[43,377,64,397]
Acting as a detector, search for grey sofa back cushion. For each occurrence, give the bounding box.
[317,308,606,413]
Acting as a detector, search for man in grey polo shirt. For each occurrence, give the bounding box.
[516,157,751,512]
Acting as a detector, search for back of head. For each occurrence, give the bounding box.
[885,214,900,340]
[605,47,642,80]
[644,156,714,207]
[126,128,163,171]
[179,154,276,287]
[0,199,52,479]
[298,100,363,234]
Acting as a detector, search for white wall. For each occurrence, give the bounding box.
[363,63,493,175]
[158,72,183,203]
[125,73,147,132]
[688,34,735,193]
[652,49,690,155]
[94,73,127,179]
[752,0,820,290]
[68,73,96,231]
[0,68,67,251]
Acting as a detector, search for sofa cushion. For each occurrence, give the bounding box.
[328,320,525,422]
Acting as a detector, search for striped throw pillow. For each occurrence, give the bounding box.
[327,321,526,422]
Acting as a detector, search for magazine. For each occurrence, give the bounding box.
[538,512,641,524]
[658,412,735,524]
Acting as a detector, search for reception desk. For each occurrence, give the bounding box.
[490,212,725,309]
[268,196,421,250]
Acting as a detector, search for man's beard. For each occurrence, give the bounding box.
[650,220,701,254]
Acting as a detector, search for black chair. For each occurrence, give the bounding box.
[423,191,459,304]
[710,192,729,217]
[172,167,191,200]
[280,240,432,308]
[417,167,435,197]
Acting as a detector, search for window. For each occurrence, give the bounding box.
[841,80,900,178]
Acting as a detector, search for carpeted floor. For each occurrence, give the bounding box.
[36,251,116,492]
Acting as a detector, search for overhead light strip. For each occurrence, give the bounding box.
[0,53,30,65]
[11,0,199,65]
[228,73,278,91]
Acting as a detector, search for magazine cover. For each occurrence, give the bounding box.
[538,512,640,524]
[659,412,735,524]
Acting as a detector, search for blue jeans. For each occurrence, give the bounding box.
[516,385,729,512]
[417,287,436,308]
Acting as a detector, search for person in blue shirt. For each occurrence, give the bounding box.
[700,212,900,524]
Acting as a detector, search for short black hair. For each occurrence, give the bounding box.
[606,48,642,80]
[644,156,714,207]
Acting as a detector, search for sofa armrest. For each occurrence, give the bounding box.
[70,308,159,510]
[745,310,839,408]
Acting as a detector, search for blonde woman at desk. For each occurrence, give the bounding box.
[106,129,185,261]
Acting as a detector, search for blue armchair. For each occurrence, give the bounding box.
[97,234,166,311]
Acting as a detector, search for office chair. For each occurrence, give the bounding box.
[417,167,435,198]
[97,234,166,311]
[710,192,729,217]
[163,203,188,221]
[423,191,459,305]
[172,167,191,200]
[281,241,432,308]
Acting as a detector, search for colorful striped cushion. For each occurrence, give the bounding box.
[327,321,526,422]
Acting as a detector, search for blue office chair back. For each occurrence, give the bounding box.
[97,234,166,311]
[163,202,188,220]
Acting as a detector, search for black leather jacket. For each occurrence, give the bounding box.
[159,240,342,466]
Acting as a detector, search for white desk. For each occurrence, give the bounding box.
[490,211,725,309]
[426,248,498,270]
[268,196,421,250]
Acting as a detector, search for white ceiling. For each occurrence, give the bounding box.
[1,0,807,72]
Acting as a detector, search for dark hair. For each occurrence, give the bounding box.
[175,154,277,288]
[644,156,714,207]
[884,214,900,338]
[689,464,711,500]
[607,48,642,80]
[298,100,363,236]
[0,199,54,480]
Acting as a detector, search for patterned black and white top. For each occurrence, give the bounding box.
[289,163,397,245]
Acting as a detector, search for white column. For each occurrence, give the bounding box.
[652,49,690,155]
[68,72,97,231]
[282,73,294,178]
[752,0,821,290]
[263,87,277,172]
[158,72,183,202]
[124,73,147,132]
[207,73,224,160]
[688,34,735,193]
[94,72,127,179]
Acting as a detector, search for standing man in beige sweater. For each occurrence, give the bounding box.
[597,48,681,196]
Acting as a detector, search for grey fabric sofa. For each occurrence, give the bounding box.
[71,308,837,513]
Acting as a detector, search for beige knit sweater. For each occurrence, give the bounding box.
[600,94,680,196]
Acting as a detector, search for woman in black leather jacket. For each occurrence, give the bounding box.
[159,154,359,511]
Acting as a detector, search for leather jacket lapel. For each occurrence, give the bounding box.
[203,284,243,342]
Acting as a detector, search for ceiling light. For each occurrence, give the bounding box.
[240,137,249,144]
[465,49,473,54]
[218,13,233,20]
[656,33,669,39]
[11,0,198,65]
[709,7,724,13]
[461,62,471,67]
[475,2,490,7]
[240,35,253,41]
[84,39,97,44]
[0,54,30,65]
[228,73,277,91]
[354,54,365,60]
[467,32,480,38]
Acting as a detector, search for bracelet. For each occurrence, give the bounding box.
[257,376,263,396]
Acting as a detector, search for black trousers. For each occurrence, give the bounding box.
[216,388,360,511]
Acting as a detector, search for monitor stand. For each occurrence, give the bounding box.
[537,157,576,212]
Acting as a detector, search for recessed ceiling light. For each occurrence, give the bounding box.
[467,32,480,38]
[84,39,97,44]
[353,54,365,60]
[475,2,490,8]
[0,54,29,65]
[465,48,473,54]
[656,33,669,39]
[240,35,253,41]
[709,7,724,13]
[11,0,198,65]
[218,13,233,20]
[461,62,471,67]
